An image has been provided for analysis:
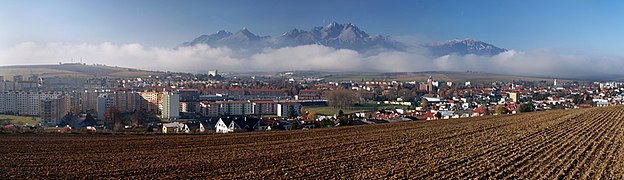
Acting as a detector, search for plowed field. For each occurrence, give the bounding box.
[2,106,624,179]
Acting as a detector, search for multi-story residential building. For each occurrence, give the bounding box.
[0,92,13,114]
[251,100,277,115]
[140,90,162,114]
[0,91,63,116]
[40,95,71,126]
[97,94,116,120]
[0,81,12,92]
[295,89,322,100]
[12,75,23,82]
[76,91,100,113]
[161,91,180,120]
[179,101,200,113]
[109,91,141,113]
[219,101,253,116]
[227,88,290,100]
[277,102,302,117]
[177,89,200,102]
[249,89,287,97]
[15,81,38,91]
[199,101,221,117]
[198,100,253,117]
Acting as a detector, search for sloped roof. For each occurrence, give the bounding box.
[219,116,261,131]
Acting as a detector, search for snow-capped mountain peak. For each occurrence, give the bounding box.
[428,39,507,56]
[326,21,339,28]
[179,22,506,56]
[180,21,403,51]
[282,28,304,37]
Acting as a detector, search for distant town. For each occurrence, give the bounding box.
[1,64,623,134]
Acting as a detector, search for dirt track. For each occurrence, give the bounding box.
[2,106,624,179]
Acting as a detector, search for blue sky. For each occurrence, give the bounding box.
[1,0,623,55]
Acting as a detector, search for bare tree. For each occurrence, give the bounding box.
[103,107,123,131]
[325,88,360,109]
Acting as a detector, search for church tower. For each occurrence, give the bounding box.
[427,76,433,93]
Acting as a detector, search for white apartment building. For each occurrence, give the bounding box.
[161,91,180,120]
[40,96,71,126]
[97,94,116,120]
[0,91,61,116]
[277,102,302,117]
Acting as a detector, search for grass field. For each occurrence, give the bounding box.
[0,115,40,126]
[305,106,370,115]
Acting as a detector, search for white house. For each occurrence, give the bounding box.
[215,118,242,133]
[215,117,261,133]
[215,118,232,133]
[162,122,185,133]
[197,123,205,132]
[181,124,190,133]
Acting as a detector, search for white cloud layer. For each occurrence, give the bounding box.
[0,42,622,79]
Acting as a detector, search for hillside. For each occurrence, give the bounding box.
[325,71,567,83]
[2,106,624,178]
[0,64,162,79]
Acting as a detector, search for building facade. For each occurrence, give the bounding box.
[277,102,302,117]
[161,91,180,120]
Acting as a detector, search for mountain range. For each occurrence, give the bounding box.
[427,39,508,56]
[181,22,507,56]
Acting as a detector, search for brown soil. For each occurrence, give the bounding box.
[2,106,624,179]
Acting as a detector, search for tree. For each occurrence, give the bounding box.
[438,88,447,98]
[289,119,300,129]
[532,93,548,101]
[287,105,297,119]
[398,89,415,101]
[325,88,360,108]
[306,111,317,121]
[420,98,428,107]
[573,95,588,105]
[338,110,345,118]
[435,112,442,119]
[519,103,535,112]
[496,105,509,115]
[338,117,352,126]
[319,118,334,127]
[444,89,456,99]
[481,104,491,116]
[103,107,123,131]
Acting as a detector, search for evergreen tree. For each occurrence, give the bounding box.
[519,103,535,112]
[287,105,297,119]
[338,110,345,118]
